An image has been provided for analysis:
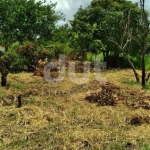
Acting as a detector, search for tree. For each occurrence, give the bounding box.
[15,41,52,71]
[108,0,150,87]
[132,0,150,87]
[0,0,63,86]
[0,0,62,48]
[70,0,141,64]
[0,41,53,86]
[0,50,15,86]
[70,6,93,55]
[108,9,140,82]
[52,24,71,44]
[50,24,73,57]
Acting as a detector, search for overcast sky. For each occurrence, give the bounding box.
[48,0,150,24]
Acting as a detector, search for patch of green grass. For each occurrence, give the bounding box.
[12,83,25,89]
[110,143,125,150]
[122,80,140,86]
[143,84,150,90]
[122,80,150,91]
[0,90,3,98]
[142,145,150,150]
[142,146,150,150]
[136,138,150,149]
[23,98,41,105]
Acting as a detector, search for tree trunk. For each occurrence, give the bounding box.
[104,51,109,62]
[146,73,150,81]
[123,52,140,82]
[1,74,7,87]
[5,45,9,51]
[141,53,145,87]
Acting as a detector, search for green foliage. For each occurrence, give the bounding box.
[53,24,71,44]
[145,56,150,71]
[0,0,62,46]
[0,46,16,86]
[8,42,23,71]
[0,48,16,73]
[50,24,73,57]
[87,52,104,62]
[46,42,73,58]
[146,35,150,55]
[142,146,150,150]
[14,41,52,71]
[90,40,106,54]
[70,6,93,53]
[70,0,142,61]
[128,54,141,69]
[1,40,53,73]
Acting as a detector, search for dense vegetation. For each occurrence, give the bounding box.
[0,0,150,87]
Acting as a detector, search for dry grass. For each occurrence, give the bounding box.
[0,69,150,150]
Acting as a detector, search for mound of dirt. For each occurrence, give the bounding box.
[85,82,150,107]
[127,115,150,126]
[85,83,119,106]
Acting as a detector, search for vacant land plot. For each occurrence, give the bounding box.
[0,69,150,150]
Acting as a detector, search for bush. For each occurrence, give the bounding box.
[14,41,52,71]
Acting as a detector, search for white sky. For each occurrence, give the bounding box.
[50,0,91,23]
[42,0,150,24]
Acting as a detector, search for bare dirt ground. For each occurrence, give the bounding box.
[0,69,150,149]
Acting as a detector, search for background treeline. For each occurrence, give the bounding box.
[0,0,150,87]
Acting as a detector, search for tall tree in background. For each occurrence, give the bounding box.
[107,7,141,82]
[45,24,73,58]
[70,7,93,55]
[132,0,150,87]
[0,0,62,49]
[70,0,141,62]
[70,0,150,86]
[110,0,150,86]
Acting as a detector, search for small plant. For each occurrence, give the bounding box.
[142,145,150,150]
[122,80,140,86]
